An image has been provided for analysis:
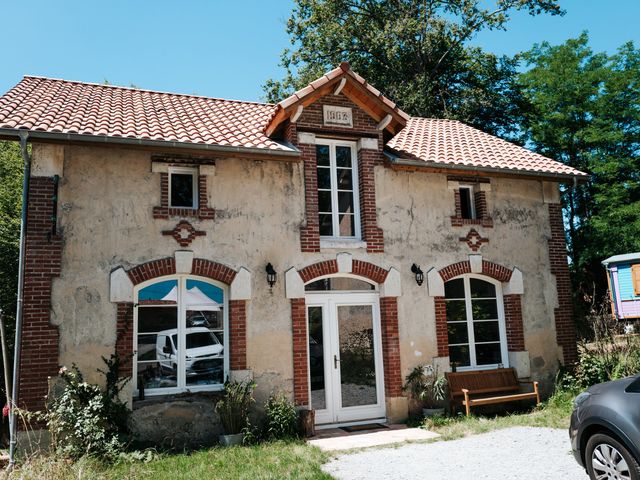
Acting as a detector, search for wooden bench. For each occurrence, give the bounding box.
[445,367,540,416]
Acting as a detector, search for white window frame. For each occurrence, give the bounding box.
[445,274,509,371]
[458,185,476,219]
[316,139,362,241]
[133,274,229,397]
[168,166,199,209]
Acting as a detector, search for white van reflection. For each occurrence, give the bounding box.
[156,327,223,377]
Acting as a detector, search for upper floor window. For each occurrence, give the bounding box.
[444,275,507,370]
[134,276,227,396]
[169,166,198,209]
[459,185,475,219]
[316,140,361,239]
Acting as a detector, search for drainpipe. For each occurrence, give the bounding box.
[9,131,32,467]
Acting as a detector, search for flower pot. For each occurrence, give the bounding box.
[422,407,445,417]
[219,433,244,447]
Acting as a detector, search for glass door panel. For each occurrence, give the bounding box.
[308,306,327,411]
[337,305,377,408]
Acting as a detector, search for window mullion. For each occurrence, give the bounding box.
[177,276,186,389]
[329,144,340,237]
[465,277,477,368]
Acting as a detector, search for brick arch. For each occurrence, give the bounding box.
[297,259,389,284]
[126,257,237,285]
[291,258,402,407]
[434,259,525,363]
[117,257,245,380]
[438,259,512,283]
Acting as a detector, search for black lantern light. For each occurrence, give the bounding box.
[265,263,277,289]
[411,263,424,286]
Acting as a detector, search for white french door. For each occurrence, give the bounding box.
[306,292,386,425]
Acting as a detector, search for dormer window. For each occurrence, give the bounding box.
[169,167,198,209]
[316,140,361,239]
[459,185,475,219]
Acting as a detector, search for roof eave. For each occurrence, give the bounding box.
[386,151,589,183]
[0,128,300,160]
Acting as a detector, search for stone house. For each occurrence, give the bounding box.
[0,63,586,445]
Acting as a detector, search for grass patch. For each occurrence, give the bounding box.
[422,389,576,441]
[9,441,332,480]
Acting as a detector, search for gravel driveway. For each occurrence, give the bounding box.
[323,427,588,480]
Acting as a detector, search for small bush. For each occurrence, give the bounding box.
[263,392,299,441]
[215,379,256,435]
[42,355,131,461]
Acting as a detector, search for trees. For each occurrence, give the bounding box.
[264,0,563,138]
[519,33,640,300]
[0,141,22,331]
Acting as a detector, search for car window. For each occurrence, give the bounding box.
[625,377,640,393]
[186,332,217,349]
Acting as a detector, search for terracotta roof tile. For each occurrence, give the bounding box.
[387,117,587,178]
[0,75,587,178]
[0,76,293,152]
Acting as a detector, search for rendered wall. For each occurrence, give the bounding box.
[26,134,566,423]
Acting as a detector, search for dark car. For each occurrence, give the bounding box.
[570,375,640,480]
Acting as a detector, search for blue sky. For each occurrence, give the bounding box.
[2,0,639,103]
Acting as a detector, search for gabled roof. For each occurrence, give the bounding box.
[0,76,297,157]
[602,253,640,266]
[386,118,588,179]
[0,72,588,180]
[264,62,409,137]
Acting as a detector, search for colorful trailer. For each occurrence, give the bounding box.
[602,253,640,325]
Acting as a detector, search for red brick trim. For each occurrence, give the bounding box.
[548,203,578,365]
[504,294,525,352]
[161,220,206,247]
[297,259,389,285]
[438,261,472,282]
[298,260,339,283]
[191,258,237,285]
[450,186,493,228]
[358,146,385,253]
[229,300,247,370]
[291,298,309,405]
[352,259,389,284]
[438,260,512,283]
[116,302,134,377]
[153,173,215,220]
[299,143,321,252]
[122,258,242,383]
[434,297,448,357]
[18,176,62,415]
[459,228,489,252]
[380,297,402,397]
[127,258,176,285]
[436,259,516,359]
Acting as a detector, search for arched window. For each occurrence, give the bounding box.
[444,275,508,370]
[134,275,228,395]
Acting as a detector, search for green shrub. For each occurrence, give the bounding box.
[263,392,299,441]
[43,355,131,461]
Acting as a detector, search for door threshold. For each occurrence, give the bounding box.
[315,417,388,430]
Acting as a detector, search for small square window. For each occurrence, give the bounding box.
[169,167,198,209]
[459,186,475,219]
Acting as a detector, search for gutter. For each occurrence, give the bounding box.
[385,151,588,183]
[0,128,300,159]
[9,131,31,468]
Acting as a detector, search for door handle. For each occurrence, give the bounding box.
[334,355,340,369]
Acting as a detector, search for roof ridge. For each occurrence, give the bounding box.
[22,75,275,107]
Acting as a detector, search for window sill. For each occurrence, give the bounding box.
[132,390,223,409]
[153,206,215,220]
[320,238,367,250]
[450,216,493,228]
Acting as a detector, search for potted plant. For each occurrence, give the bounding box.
[215,379,256,446]
[403,364,448,417]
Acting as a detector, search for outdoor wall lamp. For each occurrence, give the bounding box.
[411,264,424,286]
[266,263,277,290]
